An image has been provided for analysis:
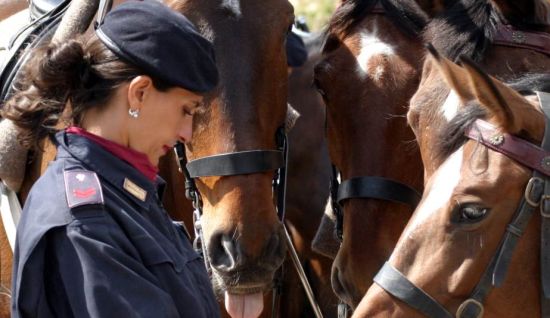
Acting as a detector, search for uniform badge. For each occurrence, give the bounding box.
[123,178,147,202]
[64,170,104,208]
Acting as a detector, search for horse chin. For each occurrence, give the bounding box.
[211,270,273,297]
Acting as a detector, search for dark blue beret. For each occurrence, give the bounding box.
[96,1,218,93]
[286,31,307,67]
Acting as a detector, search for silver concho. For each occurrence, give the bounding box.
[489,134,505,146]
[512,31,526,44]
[541,156,550,171]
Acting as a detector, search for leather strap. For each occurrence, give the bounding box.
[186,150,284,178]
[337,176,421,207]
[330,165,344,241]
[538,92,550,306]
[374,262,454,318]
[493,24,550,57]
[465,119,550,177]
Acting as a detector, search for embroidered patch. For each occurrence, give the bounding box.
[64,170,104,208]
[123,178,147,202]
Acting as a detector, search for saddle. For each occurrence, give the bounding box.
[0,0,70,102]
[30,0,65,20]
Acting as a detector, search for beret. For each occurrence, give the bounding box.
[286,31,307,67]
[96,0,218,92]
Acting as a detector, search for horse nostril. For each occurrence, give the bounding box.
[209,233,244,272]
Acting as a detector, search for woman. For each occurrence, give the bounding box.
[3,1,220,317]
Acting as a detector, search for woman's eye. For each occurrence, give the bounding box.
[457,204,489,223]
[183,107,194,116]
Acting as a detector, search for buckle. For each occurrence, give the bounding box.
[456,298,484,318]
[524,177,544,207]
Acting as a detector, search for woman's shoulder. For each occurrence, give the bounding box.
[23,158,105,226]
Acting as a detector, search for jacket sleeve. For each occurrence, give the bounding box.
[46,210,180,318]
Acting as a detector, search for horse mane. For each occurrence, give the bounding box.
[323,0,429,53]
[436,73,550,161]
[424,0,550,62]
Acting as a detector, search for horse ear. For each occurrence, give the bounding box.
[425,44,474,102]
[458,56,531,133]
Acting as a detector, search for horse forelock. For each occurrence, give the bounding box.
[324,0,428,53]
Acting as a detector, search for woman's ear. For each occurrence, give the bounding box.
[127,75,154,111]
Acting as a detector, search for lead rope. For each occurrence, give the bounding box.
[274,128,324,318]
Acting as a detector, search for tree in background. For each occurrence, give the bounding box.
[290,0,339,32]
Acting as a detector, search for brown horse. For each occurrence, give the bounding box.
[313,0,447,307]
[316,0,550,310]
[356,50,550,318]
[354,1,550,315]
[165,1,297,316]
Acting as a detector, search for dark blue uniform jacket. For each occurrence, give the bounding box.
[12,131,220,318]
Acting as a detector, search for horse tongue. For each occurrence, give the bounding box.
[224,291,263,318]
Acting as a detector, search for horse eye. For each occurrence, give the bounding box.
[458,204,489,222]
[312,78,327,98]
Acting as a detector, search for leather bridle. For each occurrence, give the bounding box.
[326,0,423,243]
[175,127,287,270]
[330,166,421,241]
[175,127,325,318]
[374,92,550,318]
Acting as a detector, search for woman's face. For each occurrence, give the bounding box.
[127,77,204,166]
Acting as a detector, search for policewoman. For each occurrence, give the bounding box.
[4,1,221,317]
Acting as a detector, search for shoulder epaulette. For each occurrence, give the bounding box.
[63,170,104,208]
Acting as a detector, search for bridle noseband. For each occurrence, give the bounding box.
[330,167,421,241]
[175,127,325,318]
[374,92,550,318]
[175,127,288,270]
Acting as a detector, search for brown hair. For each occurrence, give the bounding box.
[1,34,172,150]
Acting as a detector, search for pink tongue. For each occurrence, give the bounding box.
[224,291,263,318]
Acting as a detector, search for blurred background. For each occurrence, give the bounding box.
[289,0,339,32]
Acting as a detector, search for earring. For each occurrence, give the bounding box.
[128,108,140,118]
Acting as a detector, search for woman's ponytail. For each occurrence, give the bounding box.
[1,38,88,149]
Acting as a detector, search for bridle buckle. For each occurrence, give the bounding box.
[541,194,550,218]
[524,177,544,207]
[456,298,484,318]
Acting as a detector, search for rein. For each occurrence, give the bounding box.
[175,127,324,318]
[374,92,550,318]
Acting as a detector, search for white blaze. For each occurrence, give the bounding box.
[356,31,395,78]
[442,90,461,121]
[221,0,242,18]
[390,146,464,261]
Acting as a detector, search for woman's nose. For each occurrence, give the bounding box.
[178,118,193,143]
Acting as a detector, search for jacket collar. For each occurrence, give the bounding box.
[55,131,165,210]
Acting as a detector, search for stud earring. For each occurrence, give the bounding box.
[128,108,140,118]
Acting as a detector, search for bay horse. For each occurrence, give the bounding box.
[356,49,550,318]
[353,1,550,315]
[313,0,447,307]
[316,0,550,311]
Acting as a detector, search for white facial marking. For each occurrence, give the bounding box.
[356,31,395,78]
[390,146,464,261]
[221,0,242,18]
[442,90,461,121]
